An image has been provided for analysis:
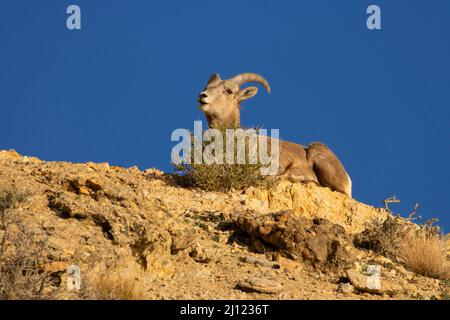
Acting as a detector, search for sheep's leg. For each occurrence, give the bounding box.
[278,159,319,185]
[277,173,320,186]
[277,143,319,185]
[306,142,352,198]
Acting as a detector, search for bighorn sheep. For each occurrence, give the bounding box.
[198,72,352,197]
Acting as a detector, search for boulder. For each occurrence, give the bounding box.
[234,210,356,271]
[346,269,404,295]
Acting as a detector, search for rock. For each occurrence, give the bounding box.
[4,149,21,158]
[243,180,390,235]
[387,269,397,277]
[78,186,91,196]
[170,231,196,254]
[279,257,303,275]
[144,168,164,177]
[42,261,69,273]
[237,277,283,294]
[395,265,414,280]
[346,269,378,293]
[337,283,354,294]
[372,256,394,267]
[189,244,213,263]
[86,162,110,172]
[86,178,103,191]
[234,210,356,271]
[346,269,403,295]
[239,255,280,269]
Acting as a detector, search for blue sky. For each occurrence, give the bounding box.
[1,1,449,230]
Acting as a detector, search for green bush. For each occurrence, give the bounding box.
[174,125,275,192]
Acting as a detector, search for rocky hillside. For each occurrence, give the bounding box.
[0,149,448,300]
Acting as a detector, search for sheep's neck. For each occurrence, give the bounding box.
[208,108,240,128]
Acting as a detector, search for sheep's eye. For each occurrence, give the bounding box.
[226,89,233,95]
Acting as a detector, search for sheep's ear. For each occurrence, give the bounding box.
[238,86,258,102]
[206,73,221,87]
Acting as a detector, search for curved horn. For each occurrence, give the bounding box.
[230,73,271,93]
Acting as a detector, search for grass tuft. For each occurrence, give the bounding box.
[82,266,148,300]
[398,232,449,280]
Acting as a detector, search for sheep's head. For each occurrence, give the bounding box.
[198,73,271,128]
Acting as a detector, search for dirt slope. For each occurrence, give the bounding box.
[0,149,448,300]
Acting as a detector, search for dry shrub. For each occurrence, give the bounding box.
[0,187,57,300]
[176,162,273,192]
[397,233,450,280]
[354,215,409,257]
[355,211,450,280]
[82,265,148,300]
[174,125,275,192]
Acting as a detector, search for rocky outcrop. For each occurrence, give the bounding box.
[242,183,390,235]
[233,210,356,271]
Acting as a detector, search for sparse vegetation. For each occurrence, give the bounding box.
[1,149,449,300]
[397,232,449,280]
[210,235,220,242]
[354,214,408,257]
[439,281,450,300]
[81,266,148,300]
[355,199,450,280]
[0,187,57,300]
[174,124,275,192]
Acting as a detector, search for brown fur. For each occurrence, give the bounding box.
[198,73,352,197]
